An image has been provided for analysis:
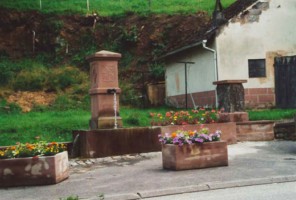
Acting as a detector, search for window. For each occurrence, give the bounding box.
[248,59,266,78]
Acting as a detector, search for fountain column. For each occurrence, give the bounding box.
[86,50,123,129]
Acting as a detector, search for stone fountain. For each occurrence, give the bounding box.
[72,50,160,158]
[87,50,123,129]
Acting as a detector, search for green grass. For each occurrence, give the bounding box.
[0,109,90,146]
[1,107,296,146]
[0,106,169,146]
[0,0,236,16]
[248,109,296,121]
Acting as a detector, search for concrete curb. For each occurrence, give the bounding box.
[99,175,296,200]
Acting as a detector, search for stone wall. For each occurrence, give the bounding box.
[166,88,275,109]
[236,120,275,142]
[245,88,275,109]
[274,121,296,140]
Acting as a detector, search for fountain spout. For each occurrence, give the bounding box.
[107,88,116,94]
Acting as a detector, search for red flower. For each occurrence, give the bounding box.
[165,112,171,117]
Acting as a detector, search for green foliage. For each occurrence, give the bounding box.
[60,196,80,200]
[0,57,38,86]
[12,68,48,91]
[124,113,141,126]
[0,98,22,115]
[70,33,97,69]
[119,81,143,107]
[149,62,165,81]
[48,66,88,91]
[0,0,236,16]
[121,25,138,43]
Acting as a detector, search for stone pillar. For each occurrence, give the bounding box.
[86,50,123,129]
[213,80,247,112]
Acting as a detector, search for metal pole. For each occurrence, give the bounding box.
[177,61,195,109]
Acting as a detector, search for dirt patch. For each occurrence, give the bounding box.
[7,91,56,112]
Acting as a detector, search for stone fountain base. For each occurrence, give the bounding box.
[72,127,161,158]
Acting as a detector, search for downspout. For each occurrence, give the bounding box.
[202,40,218,108]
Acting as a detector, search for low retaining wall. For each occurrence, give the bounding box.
[159,122,237,144]
[236,120,275,141]
[274,121,296,140]
[73,127,161,158]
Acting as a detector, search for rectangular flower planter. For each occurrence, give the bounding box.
[0,151,69,187]
[160,123,237,144]
[162,141,228,170]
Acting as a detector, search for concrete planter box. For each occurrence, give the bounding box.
[160,123,237,144]
[162,141,228,170]
[0,151,69,187]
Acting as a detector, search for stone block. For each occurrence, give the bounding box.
[236,121,275,141]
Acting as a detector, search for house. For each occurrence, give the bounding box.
[160,0,296,109]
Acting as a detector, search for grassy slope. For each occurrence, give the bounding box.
[0,0,236,16]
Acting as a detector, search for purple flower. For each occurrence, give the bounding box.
[195,138,204,143]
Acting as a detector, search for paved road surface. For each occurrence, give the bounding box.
[146,181,296,200]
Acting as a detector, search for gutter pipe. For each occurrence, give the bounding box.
[202,40,219,108]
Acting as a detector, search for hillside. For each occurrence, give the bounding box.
[0,0,256,111]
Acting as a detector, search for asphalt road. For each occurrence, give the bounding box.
[146,181,296,200]
[1,141,296,200]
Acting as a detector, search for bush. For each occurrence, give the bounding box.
[120,81,143,107]
[12,68,48,91]
[125,113,140,126]
[0,98,22,114]
[47,66,88,91]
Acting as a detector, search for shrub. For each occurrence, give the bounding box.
[125,113,140,126]
[0,98,22,114]
[12,68,48,91]
[47,66,88,91]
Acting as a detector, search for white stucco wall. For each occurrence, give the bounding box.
[165,44,216,97]
[216,0,296,89]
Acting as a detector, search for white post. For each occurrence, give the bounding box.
[39,0,42,10]
[87,0,89,11]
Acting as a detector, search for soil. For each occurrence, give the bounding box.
[7,91,56,112]
[0,8,211,62]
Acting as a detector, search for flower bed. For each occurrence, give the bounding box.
[150,109,237,144]
[0,141,66,159]
[159,129,228,170]
[150,109,220,126]
[0,142,69,187]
